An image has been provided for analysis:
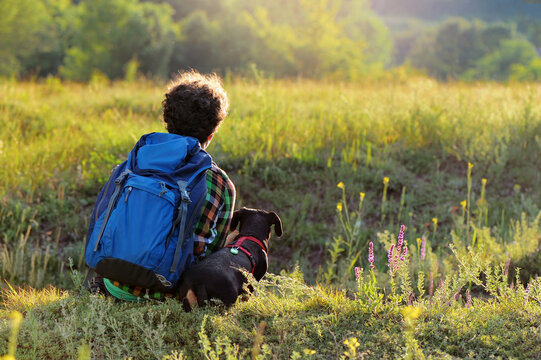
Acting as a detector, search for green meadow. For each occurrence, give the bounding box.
[1,77,540,359]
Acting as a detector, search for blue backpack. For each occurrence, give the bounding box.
[85,133,212,291]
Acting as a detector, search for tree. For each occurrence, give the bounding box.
[239,0,390,79]
[19,0,74,77]
[408,19,517,80]
[60,0,176,80]
[465,39,538,81]
[0,0,47,76]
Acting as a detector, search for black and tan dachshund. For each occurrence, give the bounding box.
[176,207,282,310]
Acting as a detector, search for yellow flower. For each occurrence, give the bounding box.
[468,162,474,169]
[432,217,438,226]
[304,349,317,355]
[401,306,422,320]
[514,184,521,192]
[383,177,389,185]
[343,337,360,349]
[336,202,343,212]
[337,182,345,189]
[360,192,366,202]
[460,200,467,209]
[9,311,22,326]
[482,178,487,185]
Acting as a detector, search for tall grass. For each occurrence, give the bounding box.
[0,76,540,278]
[2,77,540,197]
[0,76,540,359]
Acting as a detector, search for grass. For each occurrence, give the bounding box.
[0,76,540,358]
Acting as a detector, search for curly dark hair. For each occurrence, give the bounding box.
[162,70,229,144]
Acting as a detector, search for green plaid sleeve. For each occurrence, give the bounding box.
[193,164,236,256]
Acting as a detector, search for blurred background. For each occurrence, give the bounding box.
[1,0,540,82]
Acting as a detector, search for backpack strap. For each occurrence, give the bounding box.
[169,180,192,273]
[93,169,132,252]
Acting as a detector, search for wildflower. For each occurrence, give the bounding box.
[401,306,422,320]
[360,192,365,202]
[397,224,405,253]
[354,266,361,281]
[432,217,438,229]
[514,184,521,192]
[368,242,375,269]
[451,206,459,214]
[400,246,408,262]
[460,200,467,210]
[388,244,395,269]
[336,202,343,212]
[343,337,360,358]
[482,178,487,185]
[383,176,389,185]
[438,279,445,291]
[468,162,474,169]
[420,236,426,261]
[454,288,462,301]
[337,182,345,189]
[304,349,316,356]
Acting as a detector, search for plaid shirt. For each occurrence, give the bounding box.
[193,163,236,257]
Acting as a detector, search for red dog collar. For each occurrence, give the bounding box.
[226,236,267,274]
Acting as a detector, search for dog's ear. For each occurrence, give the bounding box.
[230,208,247,231]
[268,211,283,237]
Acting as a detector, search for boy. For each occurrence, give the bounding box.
[85,70,236,300]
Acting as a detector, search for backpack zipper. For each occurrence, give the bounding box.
[94,165,119,225]
[159,182,167,197]
[124,186,133,202]
[93,170,131,252]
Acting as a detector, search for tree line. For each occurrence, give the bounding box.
[0,0,539,81]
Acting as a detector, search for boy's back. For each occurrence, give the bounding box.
[84,70,235,300]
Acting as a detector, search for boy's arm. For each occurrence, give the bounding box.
[193,165,236,257]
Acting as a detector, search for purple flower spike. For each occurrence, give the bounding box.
[400,246,408,262]
[420,236,427,261]
[397,225,405,254]
[354,266,361,281]
[388,244,395,269]
[368,242,375,269]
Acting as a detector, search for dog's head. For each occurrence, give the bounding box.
[229,207,282,248]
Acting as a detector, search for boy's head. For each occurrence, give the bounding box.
[162,70,229,146]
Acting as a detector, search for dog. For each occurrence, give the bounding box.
[176,207,282,311]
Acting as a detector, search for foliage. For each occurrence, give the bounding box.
[371,0,541,21]
[1,0,540,81]
[60,0,177,80]
[407,19,528,80]
[464,38,539,81]
[0,256,540,359]
[0,0,48,76]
